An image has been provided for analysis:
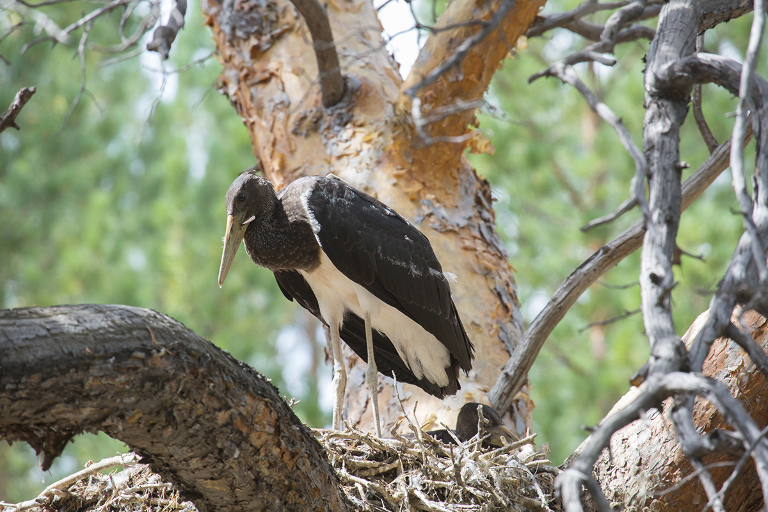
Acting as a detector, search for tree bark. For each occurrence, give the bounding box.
[585,310,768,512]
[201,0,544,434]
[0,304,348,512]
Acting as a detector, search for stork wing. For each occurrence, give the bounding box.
[274,270,452,396]
[305,176,474,371]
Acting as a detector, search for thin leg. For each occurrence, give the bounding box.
[330,321,346,431]
[364,312,382,437]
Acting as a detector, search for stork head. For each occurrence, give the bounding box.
[218,171,276,287]
[455,403,518,447]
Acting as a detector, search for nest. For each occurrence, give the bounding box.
[317,420,559,512]
[0,454,194,512]
[1,425,558,512]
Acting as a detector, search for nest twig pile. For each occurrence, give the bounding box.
[0,454,194,512]
[316,420,559,512]
[1,423,558,512]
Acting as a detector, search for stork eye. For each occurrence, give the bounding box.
[237,192,246,202]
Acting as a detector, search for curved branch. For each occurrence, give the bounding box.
[0,304,348,512]
[488,130,749,412]
[558,373,768,512]
[289,0,345,107]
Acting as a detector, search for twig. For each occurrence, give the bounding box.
[58,21,92,134]
[2,453,140,511]
[729,0,768,284]
[146,0,186,60]
[528,62,650,232]
[651,461,736,496]
[578,308,640,332]
[0,86,36,134]
[701,424,768,512]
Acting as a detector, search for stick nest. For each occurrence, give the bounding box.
[1,425,559,512]
[315,421,560,512]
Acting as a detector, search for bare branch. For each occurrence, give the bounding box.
[529,0,651,74]
[289,0,345,107]
[554,19,655,44]
[488,133,746,412]
[729,0,768,283]
[692,35,719,153]
[0,86,36,134]
[558,373,768,512]
[526,0,633,38]
[146,0,186,60]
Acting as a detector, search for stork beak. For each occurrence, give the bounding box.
[484,424,519,448]
[218,213,249,287]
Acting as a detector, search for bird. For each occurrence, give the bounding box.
[425,402,518,447]
[217,171,475,436]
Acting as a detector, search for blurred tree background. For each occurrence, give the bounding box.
[0,0,756,500]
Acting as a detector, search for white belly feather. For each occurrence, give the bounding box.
[299,252,451,387]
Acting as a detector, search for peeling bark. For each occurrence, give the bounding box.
[0,304,348,512]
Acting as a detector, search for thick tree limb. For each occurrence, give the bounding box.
[399,0,545,153]
[0,304,348,512]
[0,86,36,133]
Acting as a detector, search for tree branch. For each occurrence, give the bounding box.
[146,0,187,60]
[0,304,349,512]
[488,130,749,412]
[558,373,768,511]
[0,86,36,134]
[399,0,545,149]
[289,0,344,107]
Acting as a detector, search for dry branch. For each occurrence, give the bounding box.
[0,86,36,133]
[488,128,750,413]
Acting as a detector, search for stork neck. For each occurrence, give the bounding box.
[243,200,320,272]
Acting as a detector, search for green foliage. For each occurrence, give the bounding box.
[0,1,330,499]
[470,8,756,463]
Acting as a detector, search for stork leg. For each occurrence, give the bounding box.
[364,312,382,437]
[330,321,347,431]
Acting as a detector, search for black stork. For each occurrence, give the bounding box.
[217,171,475,436]
[426,402,518,447]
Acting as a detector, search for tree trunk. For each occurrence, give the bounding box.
[0,305,349,512]
[201,0,544,434]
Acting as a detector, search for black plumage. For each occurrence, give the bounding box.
[218,171,475,432]
[426,403,518,447]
